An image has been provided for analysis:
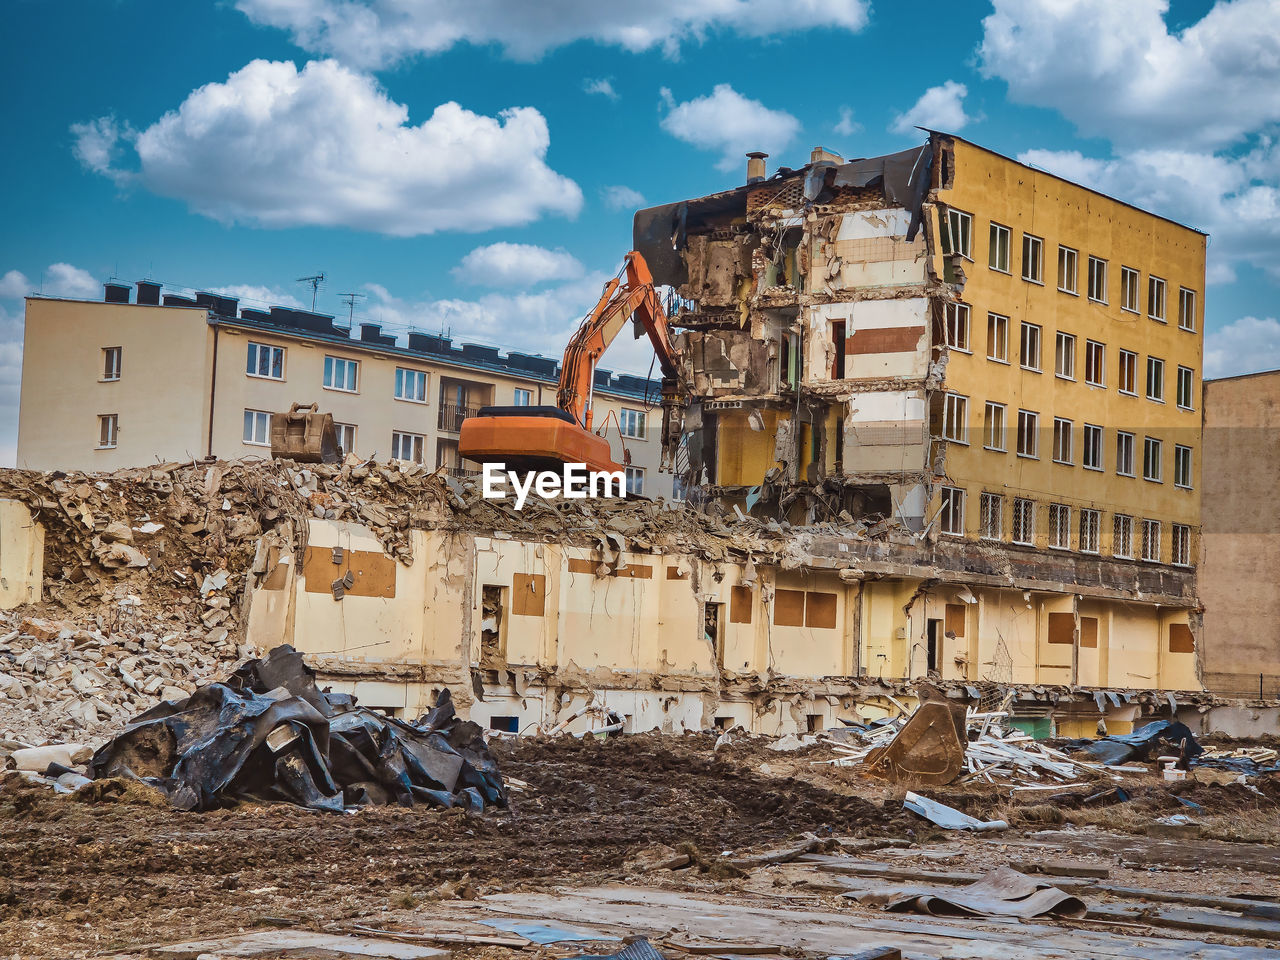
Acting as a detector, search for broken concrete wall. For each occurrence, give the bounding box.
[0,499,43,609]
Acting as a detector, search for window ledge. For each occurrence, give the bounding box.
[95,444,117,450]
[1016,452,1039,461]
[1085,380,1106,389]
[1055,374,1076,382]
[983,445,1007,453]
[1022,277,1044,286]
[394,396,428,404]
[990,266,1012,275]
[1020,365,1043,374]
[987,357,1011,365]
[1149,316,1167,324]
[1083,465,1104,473]
[947,346,973,355]
[1119,390,1138,398]
[243,441,271,448]
[1088,297,1109,305]
[1052,459,1074,466]
[247,373,285,382]
[99,377,120,384]
[1121,306,1139,315]
[1143,477,1164,484]
[323,386,359,394]
[1058,287,1079,296]
[1175,483,1193,491]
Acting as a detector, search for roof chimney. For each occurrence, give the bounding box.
[746,151,768,183]
[103,282,131,304]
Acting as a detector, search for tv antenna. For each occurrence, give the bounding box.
[296,272,326,311]
[338,292,366,326]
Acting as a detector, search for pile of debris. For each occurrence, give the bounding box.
[90,644,507,812]
[0,604,253,745]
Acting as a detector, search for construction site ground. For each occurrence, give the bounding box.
[3,733,1279,959]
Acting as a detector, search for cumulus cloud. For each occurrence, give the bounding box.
[602,185,646,211]
[583,78,618,101]
[0,271,28,299]
[1204,316,1280,378]
[1019,143,1280,284]
[235,0,871,68]
[979,0,1280,149]
[208,284,305,309]
[890,81,972,135]
[451,243,584,287]
[833,106,861,137]
[72,59,582,236]
[659,84,800,172]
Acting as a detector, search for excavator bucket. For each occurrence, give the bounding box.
[270,402,341,464]
[863,700,968,786]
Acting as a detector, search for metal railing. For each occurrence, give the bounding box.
[437,403,480,432]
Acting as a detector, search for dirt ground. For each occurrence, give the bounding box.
[2,732,1278,959]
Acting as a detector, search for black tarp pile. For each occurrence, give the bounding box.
[1061,720,1204,766]
[89,645,506,813]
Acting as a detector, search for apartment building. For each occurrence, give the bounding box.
[634,132,1204,692]
[16,282,672,497]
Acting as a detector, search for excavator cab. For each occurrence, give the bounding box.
[459,251,685,477]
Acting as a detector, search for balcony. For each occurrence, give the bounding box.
[438,402,480,433]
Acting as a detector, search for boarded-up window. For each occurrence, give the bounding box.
[512,573,546,617]
[774,589,806,627]
[666,567,688,580]
[567,557,599,575]
[945,603,966,637]
[805,592,838,629]
[1048,612,1075,645]
[1080,617,1098,648]
[730,585,753,624]
[302,546,396,598]
[1169,623,1195,653]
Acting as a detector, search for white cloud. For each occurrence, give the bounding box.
[451,243,584,287]
[833,106,861,137]
[979,0,1280,149]
[73,59,582,236]
[1204,316,1280,378]
[0,270,29,299]
[890,81,972,135]
[659,84,800,172]
[583,78,619,101]
[1018,143,1280,283]
[208,284,305,309]
[43,263,100,299]
[602,185,646,210]
[69,116,133,184]
[235,0,870,68]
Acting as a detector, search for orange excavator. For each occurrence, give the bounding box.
[458,251,685,474]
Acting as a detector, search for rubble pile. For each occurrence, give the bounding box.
[91,645,507,812]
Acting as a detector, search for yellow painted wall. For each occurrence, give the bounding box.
[17,299,213,470]
[0,500,43,609]
[933,138,1204,564]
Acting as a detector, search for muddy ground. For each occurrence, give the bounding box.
[2,733,1278,959]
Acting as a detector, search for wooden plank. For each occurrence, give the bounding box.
[512,573,546,617]
[1088,903,1280,939]
[730,585,753,624]
[301,546,396,598]
[773,589,805,627]
[805,592,838,629]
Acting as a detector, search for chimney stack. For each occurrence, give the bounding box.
[746,151,768,183]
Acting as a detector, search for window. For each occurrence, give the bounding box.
[983,401,1006,451]
[391,431,425,464]
[943,393,968,443]
[620,407,647,439]
[1148,276,1167,321]
[1022,234,1043,282]
[945,302,970,351]
[1083,423,1103,471]
[1012,498,1035,545]
[1087,256,1108,302]
[987,313,1009,363]
[242,409,271,446]
[1019,321,1041,370]
[394,368,427,403]
[1176,366,1194,410]
[1057,245,1078,294]
[1143,436,1163,482]
[1048,503,1071,549]
[1052,418,1073,464]
[1120,266,1140,312]
[625,466,645,495]
[989,223,1011,272]
[513,388,532,406]
[1114,514,1134,559]
[1116,431,1135,477]
[1017,409,1039,458]
[980,492,1003,540]
[1055,332,1076,379]
[98,413,118,449]
[1118,349,1137,395]
[1080,509,1101,554]
[1171,524,1192,566]
[246,342,285,380]
[102,347,122,381]
[939,487,965,536]
[1141,519,1162,562]
[1084,340,1105,386]
[1178,287,1197,331]
[944,209,972,258]
[334,422,356,456]
[1144,356,1164,402]
[1174,444,1193,488]
[323,355,358,392]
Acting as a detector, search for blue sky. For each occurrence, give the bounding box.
[3,0,1279,465]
